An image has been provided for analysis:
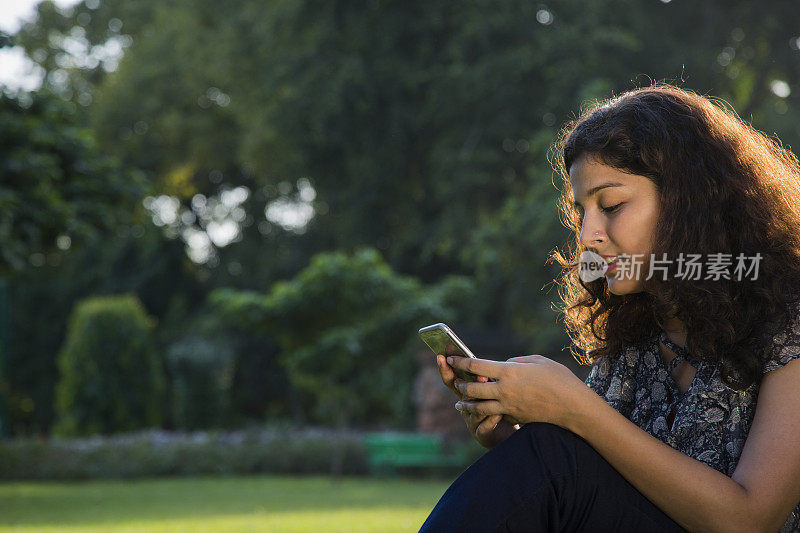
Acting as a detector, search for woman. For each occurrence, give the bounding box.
[419,84,800,532]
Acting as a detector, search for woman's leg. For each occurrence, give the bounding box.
[419,422,688,532]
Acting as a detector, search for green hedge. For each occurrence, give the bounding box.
[0,427,482,480]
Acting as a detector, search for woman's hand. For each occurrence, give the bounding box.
[436,354,488,398]
[448,354,590,432]
[457,408,519,450]
[437,355,516,448]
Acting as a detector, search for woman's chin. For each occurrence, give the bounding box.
[605,274,644,295]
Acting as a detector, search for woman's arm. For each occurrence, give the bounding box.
[567,387,754,533]
[569,356,800,533]
[448,354,800,533]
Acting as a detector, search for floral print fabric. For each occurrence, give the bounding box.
[584,305,800,532]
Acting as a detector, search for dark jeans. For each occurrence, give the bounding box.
[419,422,689,532]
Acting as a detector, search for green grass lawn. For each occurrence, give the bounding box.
[0,475,452,532]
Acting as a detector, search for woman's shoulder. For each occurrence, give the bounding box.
[761,298,800,374]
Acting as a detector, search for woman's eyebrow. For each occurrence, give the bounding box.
[572,182,625,207]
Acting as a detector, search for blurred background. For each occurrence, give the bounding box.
[0,0,798,531]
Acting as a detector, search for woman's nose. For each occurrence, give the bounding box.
[579,214,605,248]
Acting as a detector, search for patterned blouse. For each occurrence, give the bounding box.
[584,306,800,532]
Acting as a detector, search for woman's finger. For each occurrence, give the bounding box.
[437,354,463,398]
[454,378,500,400]
[440,354,489,383]
[475,413,502,437]
[455,399,503,417]
[461,410,487,435]
[447,355,504,380]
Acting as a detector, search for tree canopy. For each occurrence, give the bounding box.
[5,0,800,435]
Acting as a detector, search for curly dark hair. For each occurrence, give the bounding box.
[547,82,800,391]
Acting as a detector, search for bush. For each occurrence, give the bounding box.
[54,294,166,436]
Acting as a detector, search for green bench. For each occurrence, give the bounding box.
[364,432,469,476]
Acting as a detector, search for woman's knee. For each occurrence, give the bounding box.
[497,422,584,481]
[419,423,596,532]
[516,421,579,443]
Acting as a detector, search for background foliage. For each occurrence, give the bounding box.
[2,0,799,437]
[212,248,474,428]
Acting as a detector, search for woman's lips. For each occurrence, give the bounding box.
[606,258,619,273]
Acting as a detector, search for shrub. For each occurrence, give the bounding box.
[54,294,166,436]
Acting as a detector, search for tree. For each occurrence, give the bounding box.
[6,218,202,435]
[39,0,796,352]
[8,0,800,436]
[211,247,475,429]
[0,88,145,435]
[0,90,144,274]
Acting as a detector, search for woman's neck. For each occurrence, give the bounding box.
[661,317,688,349]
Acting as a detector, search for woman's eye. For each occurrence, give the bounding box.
[602,203,623,213]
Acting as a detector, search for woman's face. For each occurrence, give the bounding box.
[569,154,661,295]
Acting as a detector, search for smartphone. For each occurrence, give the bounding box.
[418,323,480,382]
